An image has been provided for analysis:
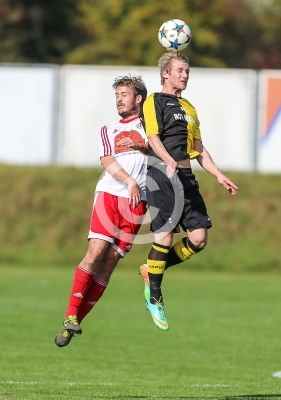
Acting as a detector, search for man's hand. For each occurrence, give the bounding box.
[127,177,141,208]
[117,138,148,155]
[166,159,178,178]
[117,137,137,149]
[117,137,137,150]
[217,172,239,196]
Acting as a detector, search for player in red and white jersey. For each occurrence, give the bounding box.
[54,75,148,347]
[96,116,147,200]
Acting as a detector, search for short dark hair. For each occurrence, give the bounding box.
[112,75,147,106]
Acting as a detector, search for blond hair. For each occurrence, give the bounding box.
[158,52,189,85]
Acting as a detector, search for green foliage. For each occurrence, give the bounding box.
[0,164,98,265]
[0,0,83,63]
[66,0,281,68]
[0,0,281,68]
[1,265,281,398]
[0,164,281,271]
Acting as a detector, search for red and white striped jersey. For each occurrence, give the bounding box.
[96,116,147,200]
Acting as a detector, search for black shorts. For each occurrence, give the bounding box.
[146,165,212,233]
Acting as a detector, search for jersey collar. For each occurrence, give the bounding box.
[119,116,139,123]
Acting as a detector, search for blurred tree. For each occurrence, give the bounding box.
[209,0,281,68]
[65,0,281,68]
[0,0,281,68]
[0,0,82,63]
[65,0,225,67]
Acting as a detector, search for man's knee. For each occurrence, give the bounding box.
[191,237,207,249]
[81,240,110,269]
[188,228,208,250]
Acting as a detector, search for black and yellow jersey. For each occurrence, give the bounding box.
[142,92,202,165]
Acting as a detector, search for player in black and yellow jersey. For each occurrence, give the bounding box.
[139,52,239,331]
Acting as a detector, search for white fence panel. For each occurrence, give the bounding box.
[58,65,162,167]
[59,65,257,172]
[1,63,280,173]
[0,64,58,165]
[188,68,257,172]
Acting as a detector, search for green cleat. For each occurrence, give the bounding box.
[63,315,82,334]
[138,264,150,302]
[54,328,74,347]
[146,300,169,331]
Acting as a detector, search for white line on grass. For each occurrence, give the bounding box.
[1,381,232,387]
[1,382,120,386]
[191,384,232,387]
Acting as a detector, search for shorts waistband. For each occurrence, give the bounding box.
[156,162,189,167]
[156,162,192,172]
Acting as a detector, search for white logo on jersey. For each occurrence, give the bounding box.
[174,113,185,120]
[187,116,196,123]
[73,292,83,298]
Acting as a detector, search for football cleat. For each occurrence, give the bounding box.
[146,300,169,331]
[63,315,82,334]
[54,328,74,347]
[138,264,150,302]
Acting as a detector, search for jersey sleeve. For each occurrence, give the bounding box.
[188,110,202,159]
[193,111,202,141]
[99,125,113,158]
[142,94,161,137]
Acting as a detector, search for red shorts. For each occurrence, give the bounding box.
[88,192,147,256]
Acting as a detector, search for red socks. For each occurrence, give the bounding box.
[65,266,94,317]
[65,265,108,323]
[77,275,108,323]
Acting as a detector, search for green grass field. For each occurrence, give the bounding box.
[1,165,281,399]
[1,164,281,272]
[1,264,281,399]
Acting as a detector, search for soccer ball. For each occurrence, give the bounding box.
[158,19,192,51]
